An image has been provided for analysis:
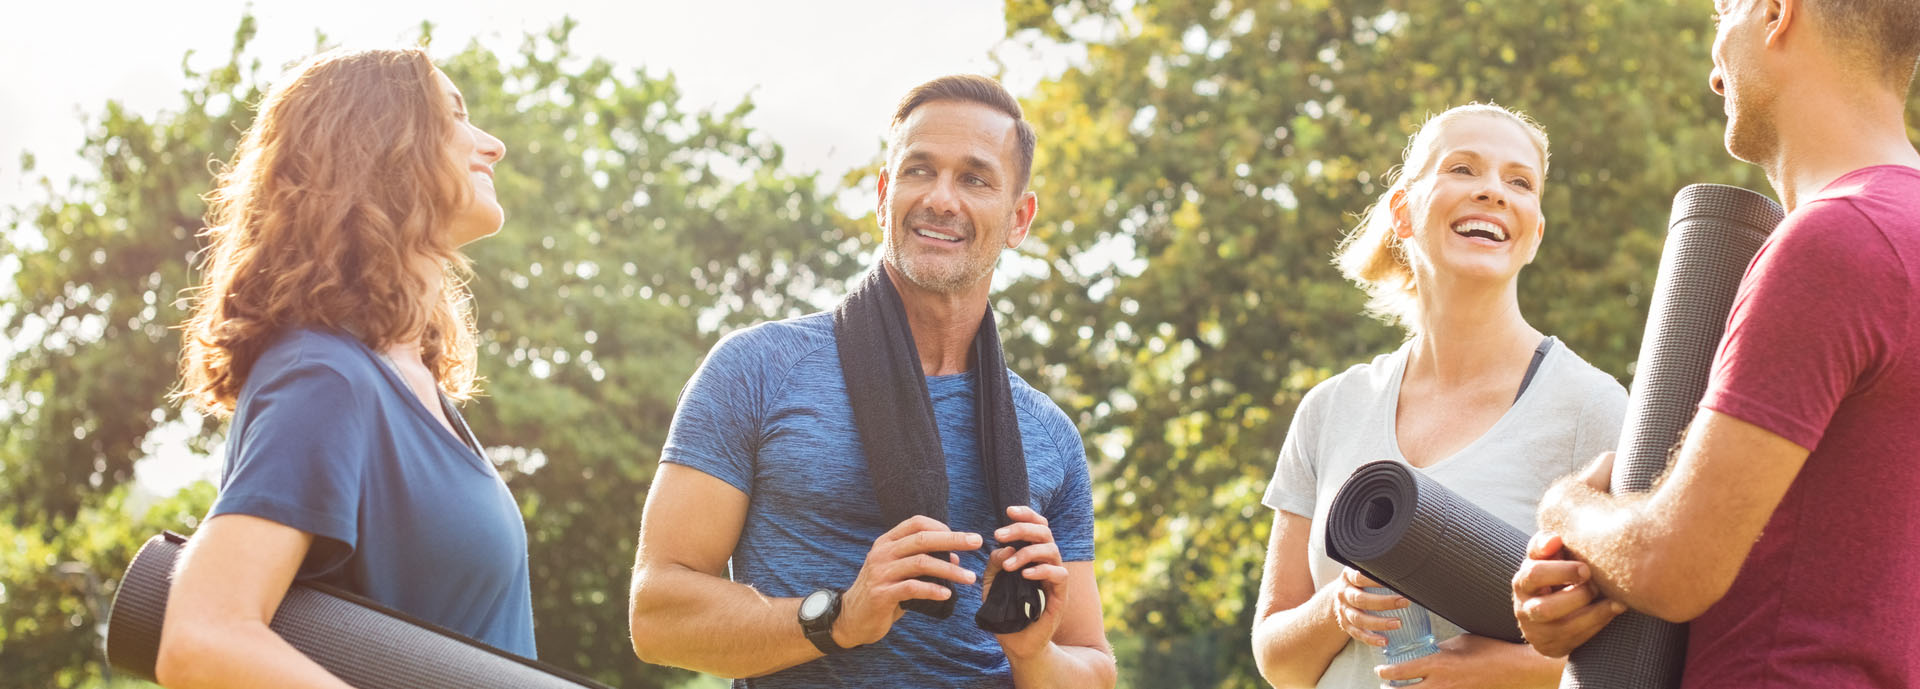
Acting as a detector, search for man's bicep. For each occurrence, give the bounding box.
[638,463,750,577]
[1645,408,1810,618]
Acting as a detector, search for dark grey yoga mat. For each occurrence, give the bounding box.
[1325,460,1530,643]
[1562,184,1783,689]
[105,532,609,688]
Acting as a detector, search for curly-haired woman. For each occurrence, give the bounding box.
[156,48,515,689]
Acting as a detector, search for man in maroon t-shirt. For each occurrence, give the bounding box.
[1510,0,1920,687]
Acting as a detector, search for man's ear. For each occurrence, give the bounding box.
[1766,0,1796,49]
[1007,190,1037,250]
[875,169,891,229]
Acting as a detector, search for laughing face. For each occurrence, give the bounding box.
[877,99,1035,295]
[1395,114,1547,285]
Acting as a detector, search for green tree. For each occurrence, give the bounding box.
[1,16,863,688]
[987,0,1915,685]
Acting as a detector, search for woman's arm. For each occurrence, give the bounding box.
[1251,511,1404,689]
[1373,633,1564,689]
[155,514,355,689]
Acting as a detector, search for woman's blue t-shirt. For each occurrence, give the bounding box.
[206,328,536,658]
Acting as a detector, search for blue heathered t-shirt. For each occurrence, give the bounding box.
[206,328,537,658]
[661,312,1096,688]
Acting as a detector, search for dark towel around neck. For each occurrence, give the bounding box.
[833,267,1045,634]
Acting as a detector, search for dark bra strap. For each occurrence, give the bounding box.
[1514,336,1557,403]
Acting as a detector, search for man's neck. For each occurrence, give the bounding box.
[1761,81,1920,210]
[882,262,990,377]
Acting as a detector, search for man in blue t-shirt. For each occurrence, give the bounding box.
[627,75,1115,688]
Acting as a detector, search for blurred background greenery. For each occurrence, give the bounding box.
[5,1,1917,687]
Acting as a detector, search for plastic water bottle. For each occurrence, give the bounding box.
[1365,586,1438,686]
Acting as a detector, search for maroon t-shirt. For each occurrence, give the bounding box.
[1688,165,1920,688]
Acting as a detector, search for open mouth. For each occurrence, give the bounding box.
[1451,218,1508,242]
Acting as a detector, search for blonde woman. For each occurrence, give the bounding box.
[1251,105,1625,689]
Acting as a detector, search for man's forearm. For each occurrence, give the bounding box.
[1009,642,1118,689]
[1537,477,1678,615]
[628,563,823,678]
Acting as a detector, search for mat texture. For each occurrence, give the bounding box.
[1325,460,1529,644]
[1562,185,1782,688]
[105,532,609,688]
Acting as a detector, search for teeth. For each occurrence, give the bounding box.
[916,228,961,242]
[1451,220,1507,241]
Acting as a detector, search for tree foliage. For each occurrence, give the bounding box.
[5,4,1919,689]
[1,17,862,689]
[993,0,1912,685]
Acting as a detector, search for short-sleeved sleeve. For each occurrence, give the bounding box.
[209,356,372,578]
[1263,384,1328,518]
[659,329,776,495]
[1701,199,1910,451]
[1041,415,1096,563]
[1573,371,1629,464]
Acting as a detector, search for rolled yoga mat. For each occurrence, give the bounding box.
[105,531,610,689]
[1562,185,1783,689]
[1325,460,1529,644]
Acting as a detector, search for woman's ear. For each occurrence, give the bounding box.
[1390,189,1414,239]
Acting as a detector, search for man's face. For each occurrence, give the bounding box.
[1710,0,1781,163]
[877,100,1035,295]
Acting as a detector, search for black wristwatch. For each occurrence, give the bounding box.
[798,589,849,655]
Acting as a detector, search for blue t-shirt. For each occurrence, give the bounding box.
[207,328,536,658]
[661,312,1096,689]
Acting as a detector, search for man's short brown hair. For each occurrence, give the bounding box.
[890,74,1038,194]
[1809,0,1920,87]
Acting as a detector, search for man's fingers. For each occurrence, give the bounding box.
[1004,505,1049,527]
[1018,562,1069,583]
[877,515,957,546]
[1001,542,1060,571]
[1527,531,1565,559]
[993,521,1055,546]
[885,529,983,559]
[876,577,957,605]
[1513,557,1589,594]
[1521,582,1600,622]
[1531,599,1628,657]
[880,552,977,586]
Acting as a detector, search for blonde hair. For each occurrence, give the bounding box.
[1333,103,1550,332]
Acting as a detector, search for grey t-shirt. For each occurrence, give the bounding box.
[1263,340,1626,689]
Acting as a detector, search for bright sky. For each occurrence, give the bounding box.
[0,0,1076,496]
[0,0,1074,212]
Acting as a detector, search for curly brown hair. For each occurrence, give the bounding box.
[178,48,479,416]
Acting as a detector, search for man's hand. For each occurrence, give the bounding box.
[982,506,1071,661]
[1511,532,1625,657]
[835,516,982,648]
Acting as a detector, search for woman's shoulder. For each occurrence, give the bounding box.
[1540,341,1628,402]
[1299,346,1407,412]
[242,327,387,402]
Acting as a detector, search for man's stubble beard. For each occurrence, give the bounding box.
[881,209,1002,295]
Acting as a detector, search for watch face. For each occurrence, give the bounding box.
[800,590,831,620]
